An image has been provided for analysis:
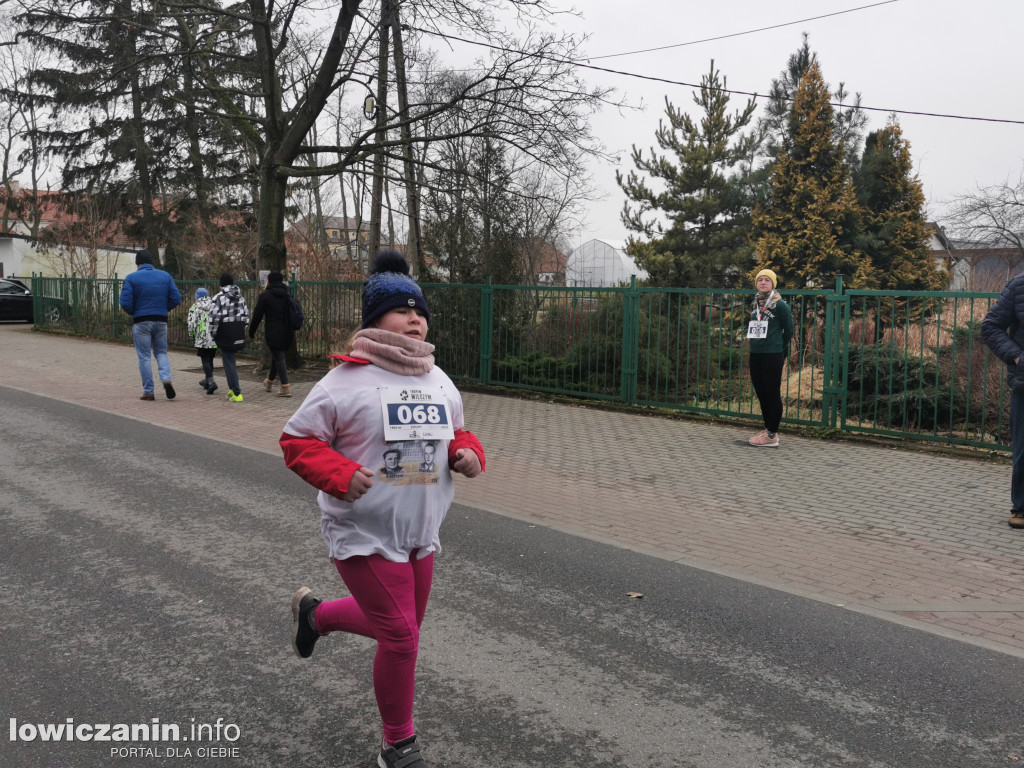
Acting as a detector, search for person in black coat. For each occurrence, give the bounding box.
[981,272,1024,529]
[249,271,294,397]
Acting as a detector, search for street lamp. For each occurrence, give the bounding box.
[363,94,377,120]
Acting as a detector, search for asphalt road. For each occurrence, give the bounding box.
[1,385,1022,768]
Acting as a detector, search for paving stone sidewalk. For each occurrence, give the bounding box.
[3,323,1024,657]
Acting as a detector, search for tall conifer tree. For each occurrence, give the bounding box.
[20,1,178,255]
[751,62,867,288]
[617,62,759,287]
[759,36,867,177]
[855,118,945,291]
[18,0,250,268]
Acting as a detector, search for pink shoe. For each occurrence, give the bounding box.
[748,430,779,447]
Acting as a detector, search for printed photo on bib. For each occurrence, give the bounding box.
[377,440,442,486]
[378,386,455,442]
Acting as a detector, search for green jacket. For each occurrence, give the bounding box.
[748,293,794,355]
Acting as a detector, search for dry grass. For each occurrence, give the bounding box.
[783,364,824,407]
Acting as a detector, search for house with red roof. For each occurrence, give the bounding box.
[0,182,140,279]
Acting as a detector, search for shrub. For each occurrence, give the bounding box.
[846,344,965,431]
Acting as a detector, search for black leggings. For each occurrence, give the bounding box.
[268,347,289,385]
[749,352,786,433]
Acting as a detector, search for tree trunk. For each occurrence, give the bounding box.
[255,159,303,369]
[391,9,422,277]
[123,6,158,258]
[368,2,390,257]
[257,162,288,273]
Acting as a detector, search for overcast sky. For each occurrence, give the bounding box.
[532,0,1024,252]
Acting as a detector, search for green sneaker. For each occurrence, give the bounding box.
[227,391,244,402]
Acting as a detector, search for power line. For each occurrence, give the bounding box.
[588,1,900,60]
[404,25,1024,127]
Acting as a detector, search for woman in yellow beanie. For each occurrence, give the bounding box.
[747,268,794,447]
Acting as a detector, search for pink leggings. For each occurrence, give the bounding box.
[313,552,434,744]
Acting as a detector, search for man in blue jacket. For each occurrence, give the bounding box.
[982,273,1024,529]
[119,249,182,401]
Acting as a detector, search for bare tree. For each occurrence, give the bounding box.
[942,169,1024,286]
[14,0,614,280]
[0,18,53,237]
[32,194,125,278]
[944,170,1024,253]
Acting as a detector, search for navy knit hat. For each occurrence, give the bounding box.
[361,250,429,329]
[195,287,209,299]
[267,271,284,284]
[135,249,153,266]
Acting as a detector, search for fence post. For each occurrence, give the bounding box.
[822,275,848,429]
[478,278,493,383]
[31,272,39,325]
[113,274,121,338]
[620,275,640,404]
[71,273,79,325]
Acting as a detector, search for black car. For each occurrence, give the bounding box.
[0,278,68,323]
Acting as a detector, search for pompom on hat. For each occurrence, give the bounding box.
[754,268,778,289]
[361,249,430,329]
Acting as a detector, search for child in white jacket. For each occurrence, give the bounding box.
[186,288,218,394]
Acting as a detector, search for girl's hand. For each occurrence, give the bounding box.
[342,467,375,502]
[452,449,482,478]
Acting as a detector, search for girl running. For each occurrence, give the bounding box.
[280,250,485,768]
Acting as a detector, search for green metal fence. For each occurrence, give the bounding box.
[30,274,1010,451]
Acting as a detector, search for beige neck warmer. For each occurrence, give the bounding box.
[351,328,435,375]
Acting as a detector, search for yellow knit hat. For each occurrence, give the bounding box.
[754,268,777,289]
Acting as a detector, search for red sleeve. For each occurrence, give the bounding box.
[280,431,362,500]
[448,428,486,472]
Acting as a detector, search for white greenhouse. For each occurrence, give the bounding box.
[565,239,648,287]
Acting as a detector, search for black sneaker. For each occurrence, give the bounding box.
[290,587,322,658]
[199,378,210,391]
[378,735,427,768]
[162,380,176,400]
[206,381,218,395]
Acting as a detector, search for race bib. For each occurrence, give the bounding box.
[747,320,768,339]
[378,386,455,441]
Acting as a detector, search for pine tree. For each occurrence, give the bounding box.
[616,61,759,287]
[752,61,867,288]
[423,131,527,285]
[19,1,175,255]
[17,0,250,269]
[855,118,946,291]
[759,35,867,175]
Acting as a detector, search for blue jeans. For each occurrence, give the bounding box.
[221,350,241,394]
[1011,387,1024,513]
[133,321,171,394]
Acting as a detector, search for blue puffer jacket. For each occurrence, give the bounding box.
[982,274,1024,389]
[119,264,181,322]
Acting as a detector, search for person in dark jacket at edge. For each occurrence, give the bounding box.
[118,249,181,401]
[249,271,294,397]
[982,272,1024,529]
